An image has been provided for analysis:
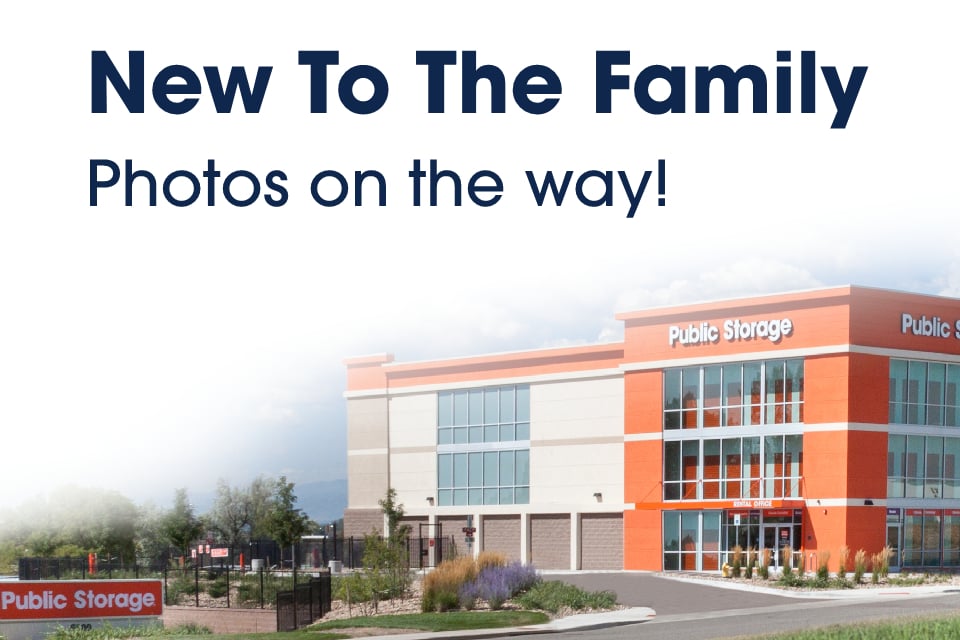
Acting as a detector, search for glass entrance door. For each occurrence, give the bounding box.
[887,524,901,570]
[763,524,793,569]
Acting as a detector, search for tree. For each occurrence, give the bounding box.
[162,488,203,559]
[208,479,253,550]
[135,502,170,566]
[378,487,411,541]
[264,476,310,567]
[247,475,279,540]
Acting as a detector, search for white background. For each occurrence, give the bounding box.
[1,2,957,510]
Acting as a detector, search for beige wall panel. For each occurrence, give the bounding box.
[530,514,571,569]
[580,513,624,570]
[481,515,521,562]
[391,451,437,508]
[531,442,624,505]
[343,508,382,537]
[531,378,623,441]
[347,453,389,508]
[389,393,437,449]
[347,397,389,451]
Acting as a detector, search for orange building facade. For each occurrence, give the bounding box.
[344,286,960,572]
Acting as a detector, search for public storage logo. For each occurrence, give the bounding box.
[901,313,960,340]
[668,318,793,347]
[0,581,162,620]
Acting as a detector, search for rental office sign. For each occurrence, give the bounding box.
[0,580,162,640]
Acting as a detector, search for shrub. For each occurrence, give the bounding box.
[837,545,850,578]
[474,567,512,610]
[165,574,197,605]
[499,562,539,595]
[781,545,793,575]
[876,545,893,579]
[475,551,507,573]
[853,549,867,584]
[759,548,771,580]
[745,548,756,579]
[778,570,805,588]
[816,550,831,582]
[458,581,480,611]
[206,577,228,599]
[515,580,616,613]
[730,545,743,577]
[421,557,476,612]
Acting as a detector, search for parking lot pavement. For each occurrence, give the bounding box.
[542,571,812,615]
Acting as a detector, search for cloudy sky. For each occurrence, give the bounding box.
[1,3,957,512]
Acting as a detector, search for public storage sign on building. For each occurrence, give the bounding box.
[668,317,794,347]
[0,580,162,640]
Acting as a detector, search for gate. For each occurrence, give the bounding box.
[276,573,333,631]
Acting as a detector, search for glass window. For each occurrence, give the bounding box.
[500,386,516,422]
[722,364,743,426]
[516,386,530,421]
[947,365,960,427]
[702,439,721,499]
[665,359,804,430]
[454,390,469,425]
[889,359,908,423]
[499,450,515,486]
[516,449,530,485]
[663,512,681,570]
[888,434,906,498]
[438,391,453,427]
[469,389,483,425]
[516,422,530,440]
[906,436,925,498]
[928,364,946,426]
[703,366,722,428]
[437,384,531,504]
[681,367,700,429]
[927,437,944,499]
[722,438,742,499]
[743,437,761,498]
[484,451,498,486]
[765,361,785,424]
[743,362,763,426]
[484,388,499,424]
[784,434,803,497]
[945,439,960,498]
[454,453,468,487]
[468,452,483,487]
[438,454,452,488]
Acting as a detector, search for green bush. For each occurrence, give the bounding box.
[514,580,616,613]
[164,574,197,605]
[777,570,805,588]
[206,577,228,598]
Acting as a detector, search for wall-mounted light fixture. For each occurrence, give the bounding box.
[864,499,874,506]
[593,492,603,503]
[426,497,434,506]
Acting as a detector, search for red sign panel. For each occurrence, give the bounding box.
[210,548,229,558]
[0,581,162,620]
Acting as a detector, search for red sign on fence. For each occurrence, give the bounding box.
[0,581,163,620]
[210,548,229,558]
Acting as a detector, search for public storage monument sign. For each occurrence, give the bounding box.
[0,580,162,640]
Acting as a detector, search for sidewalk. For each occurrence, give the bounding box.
[344,607,657,640]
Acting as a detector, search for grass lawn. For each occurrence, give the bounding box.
[309,610,550,632]
[748,613,960,639]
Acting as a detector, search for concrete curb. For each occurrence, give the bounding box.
[334,607,657,640]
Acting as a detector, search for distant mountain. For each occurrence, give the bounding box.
[293,478,347,525]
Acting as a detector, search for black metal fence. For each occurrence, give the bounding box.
[17,534,454,611]
[276,574,332,631]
